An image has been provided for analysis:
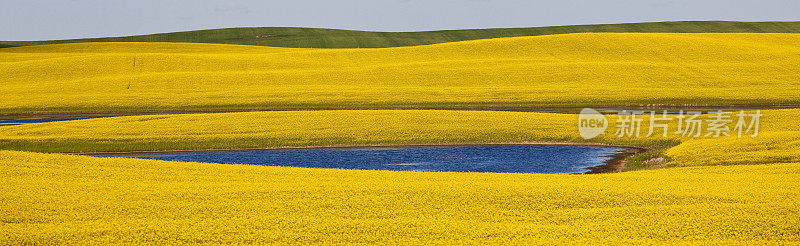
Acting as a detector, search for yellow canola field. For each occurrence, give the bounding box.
[666,109,800,166]
[1,109,798,167]
[2,33,800,113]
[0,110,596,153]
[2,150,799,244]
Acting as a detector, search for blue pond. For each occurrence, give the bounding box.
[0,117,100,125]
[94,145,623,174]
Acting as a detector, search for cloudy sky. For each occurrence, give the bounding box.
[2,0,799,41]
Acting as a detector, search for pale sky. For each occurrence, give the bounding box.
[2,0,799,41]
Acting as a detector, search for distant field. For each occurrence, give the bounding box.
[2,33,800,113]
[2,21,800,48]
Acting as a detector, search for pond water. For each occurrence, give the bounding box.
[93,145,625,174]
[0,117,100,125]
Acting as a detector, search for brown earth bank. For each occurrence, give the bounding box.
[585,148,648,174]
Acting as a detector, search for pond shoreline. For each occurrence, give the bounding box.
[585,148,647,174]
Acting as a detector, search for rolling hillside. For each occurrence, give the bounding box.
[4,20,800,245]
[2,21,800,48]
[2,33,799,113]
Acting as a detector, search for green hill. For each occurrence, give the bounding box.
[3,21,800,48]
